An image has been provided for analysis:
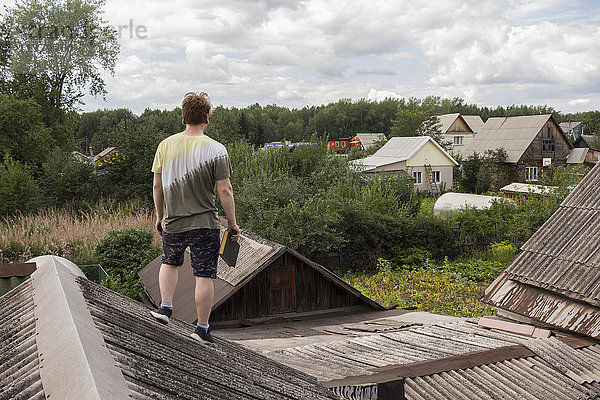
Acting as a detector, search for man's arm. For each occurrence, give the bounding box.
[153,172,164,236]
[216,177,240,240]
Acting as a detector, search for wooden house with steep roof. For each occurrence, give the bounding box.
[465,115,572,182]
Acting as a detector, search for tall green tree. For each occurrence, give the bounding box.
[1,0,119,109]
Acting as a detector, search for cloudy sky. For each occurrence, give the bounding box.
[4,0,600,114]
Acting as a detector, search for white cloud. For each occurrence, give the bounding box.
[69,0,600,114]
[367,88,402,102]
[569,98,591,106]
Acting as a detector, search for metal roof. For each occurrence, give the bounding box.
[138,227,383,324]
[483,162,600,338]
[0,255,338,400]
[438,114,484,134]
[567,147,590,164]
[354,133,385,149]
[465,114,569,163]
[261,318,600,399]
[353,136,458,171]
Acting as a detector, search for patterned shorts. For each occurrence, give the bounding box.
[161,228,220,279]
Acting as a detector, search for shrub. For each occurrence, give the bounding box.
[95,227,161,298]
[0,157,40,216]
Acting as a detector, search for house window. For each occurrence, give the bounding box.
[432,171,441,183]
[413,171,422,184]
[526,166,538,181]
[542,139,555,152]
[335,141,339,148]
[341,141,346,148]
[453,136,464,146]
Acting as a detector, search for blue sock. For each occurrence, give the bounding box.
[161,301,173,309]
[197,322,209,331]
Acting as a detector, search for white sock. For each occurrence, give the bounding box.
[197,322,209,330]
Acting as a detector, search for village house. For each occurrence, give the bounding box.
[465,114,572,182]
[438,113,484,157]
[352,136,458,194]
[138,227,383,325]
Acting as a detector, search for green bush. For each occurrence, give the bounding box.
[441,257,505,283]
[0,157,40,216]
[95,228,161,298]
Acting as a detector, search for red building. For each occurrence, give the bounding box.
[327,137,353,151]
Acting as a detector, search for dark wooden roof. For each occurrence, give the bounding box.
[0,255,338,400]
[483,162,600,337]
[138,227,383,324]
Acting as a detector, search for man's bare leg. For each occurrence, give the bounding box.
[194,276,214,324]
[158,263,179,302]
[150,263,179,323]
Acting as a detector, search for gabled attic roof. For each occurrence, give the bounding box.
[483,162,600,338]
[0,255,338,400]
[353,136,458,171]
[466,114,572,163]
[438,113,484,134]
[138,227,383,324]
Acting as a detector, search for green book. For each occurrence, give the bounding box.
[219,230,240,268]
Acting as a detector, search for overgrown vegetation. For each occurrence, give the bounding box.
[345,241,518,317]
[0,200,159,265]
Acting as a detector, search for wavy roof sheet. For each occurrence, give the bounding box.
[483,162,600,337]
[0,256,338,400]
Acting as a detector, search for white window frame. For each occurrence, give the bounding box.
[526,166,538,182]
[453,136,464,146]
[432,170,441,183]
[413,171,422,184]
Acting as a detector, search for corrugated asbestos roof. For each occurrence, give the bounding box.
[465,114,562,163]
[0,255,338,400]
[355,133,385,149]
[263,319,600,400]
[462,116,485,133]
[483,162,600,338]
[138,227,383,324]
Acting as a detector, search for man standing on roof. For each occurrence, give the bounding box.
[150,92,240,343]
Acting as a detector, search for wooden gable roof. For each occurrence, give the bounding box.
[138,227,383,324]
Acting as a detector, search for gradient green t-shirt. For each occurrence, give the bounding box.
[152,133,232,233]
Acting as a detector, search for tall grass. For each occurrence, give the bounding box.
[0,199,160,265]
